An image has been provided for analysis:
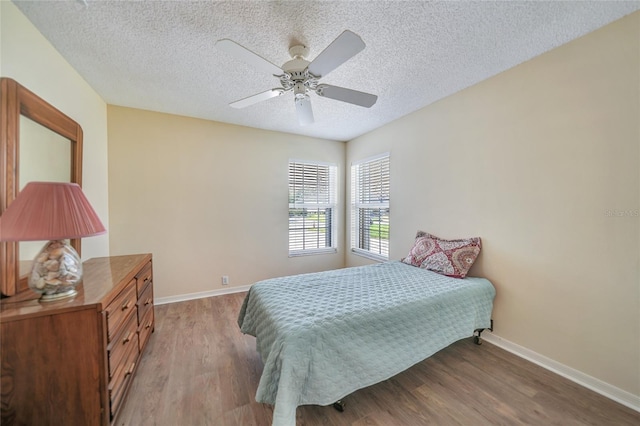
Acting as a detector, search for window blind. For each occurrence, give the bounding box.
[288,161,337,255]
[351,154,390,259]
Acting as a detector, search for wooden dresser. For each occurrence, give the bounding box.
[0,253,155,426]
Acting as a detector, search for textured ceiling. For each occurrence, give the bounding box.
[12,1,640,141]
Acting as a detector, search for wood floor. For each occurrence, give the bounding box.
[115,293,640,425]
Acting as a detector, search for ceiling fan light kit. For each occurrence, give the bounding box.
[215,30,378,126]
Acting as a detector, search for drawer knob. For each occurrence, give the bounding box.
[144,277,150,283]
[125,362,135,377]
[123,331,134,345]
[144,298,152,306]
[121,301,131,311]
[145,322,152,330]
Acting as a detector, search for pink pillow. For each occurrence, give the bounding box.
[402,231,481,278]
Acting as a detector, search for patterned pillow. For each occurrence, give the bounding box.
[402,232,436,267]
[402,231,481,278]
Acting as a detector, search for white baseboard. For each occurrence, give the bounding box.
[482,333,640,413]
[154,284,251,306]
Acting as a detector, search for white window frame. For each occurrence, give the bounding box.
[351,153,390,261]
[288,160,338,257]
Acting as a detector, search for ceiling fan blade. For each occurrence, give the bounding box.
[295,96,314,126]
[230,89,285,109]
[307,30,366,78]
[215,39,283,76]
[316,84,377,108]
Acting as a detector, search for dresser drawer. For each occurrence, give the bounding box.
[138,305,154,352]
[108,333,139,419]
[136,281,154,324]
[135,261,152,296]
[105,280,137,342]
[107,311,138,379]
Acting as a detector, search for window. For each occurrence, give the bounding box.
[351,153,390,260]
[288,161,337,256]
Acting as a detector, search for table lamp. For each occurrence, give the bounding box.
[0,182,106,301]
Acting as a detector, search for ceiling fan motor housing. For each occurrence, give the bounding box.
[282,45,311,73]
[280,44,318,96]
[280,49,318,95]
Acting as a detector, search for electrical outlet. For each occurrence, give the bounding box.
[222,275,229,285]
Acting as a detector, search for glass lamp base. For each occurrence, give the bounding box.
[39,288,78,302]
[29,240,83,302]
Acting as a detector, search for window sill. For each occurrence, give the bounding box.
[289,248,337,258]
[351,248,388,262]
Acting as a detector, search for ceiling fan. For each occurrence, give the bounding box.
[215,30,378,126]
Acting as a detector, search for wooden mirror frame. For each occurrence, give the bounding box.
[0,78,83,297]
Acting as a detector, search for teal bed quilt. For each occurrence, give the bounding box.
[238,261,496,426]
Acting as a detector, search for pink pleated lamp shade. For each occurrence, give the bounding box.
[0,181,106,242]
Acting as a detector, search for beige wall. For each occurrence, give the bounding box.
[347,13,639,396]
[107,106,345,298]
[1,2,110,260]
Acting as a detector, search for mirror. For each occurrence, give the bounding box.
[19,116,73,262]
[1,78,83,297]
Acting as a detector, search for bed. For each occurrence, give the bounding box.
[238,260,496,426]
